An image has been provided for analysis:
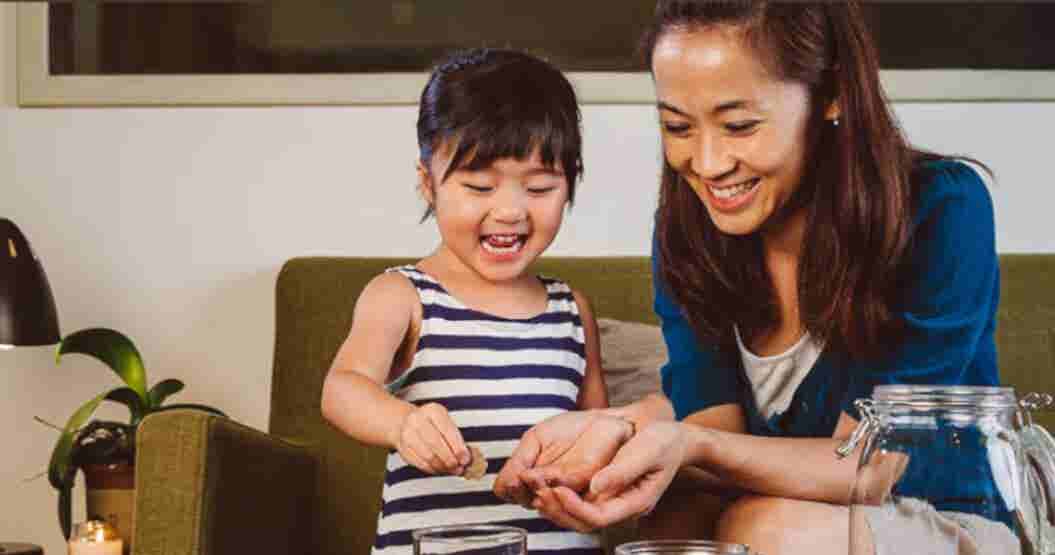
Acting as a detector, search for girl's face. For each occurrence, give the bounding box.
[419,147,569,284]
[653,26,830,237]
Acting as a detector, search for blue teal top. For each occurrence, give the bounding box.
[657,159,1000,431]
[655,160,1005,519]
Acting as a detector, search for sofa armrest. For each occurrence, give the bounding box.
[133,410,318,555]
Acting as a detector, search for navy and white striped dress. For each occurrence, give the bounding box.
[373,266,604,555]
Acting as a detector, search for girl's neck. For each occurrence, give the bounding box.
[417,248,547,319]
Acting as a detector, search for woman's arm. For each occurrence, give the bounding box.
[676,412,861,503]
[533,413,863,532]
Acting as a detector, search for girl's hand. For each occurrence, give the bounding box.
[494,411,629,506]
[394,402,471,475]
[531,421,686,532]
[520,414,633,494]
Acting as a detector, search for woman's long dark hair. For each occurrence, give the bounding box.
[644,1,955,359]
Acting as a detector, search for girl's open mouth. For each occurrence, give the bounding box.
[481,233,528,255]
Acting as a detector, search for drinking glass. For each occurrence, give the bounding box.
[615,540,751,555]
[413,525,527,555]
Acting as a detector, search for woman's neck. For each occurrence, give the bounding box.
[762,206,808,261]
[748,208,808,355]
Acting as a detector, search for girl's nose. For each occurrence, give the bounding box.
[492,203,527,223]
[491,191,528,223]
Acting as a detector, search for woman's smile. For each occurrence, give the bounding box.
[703,176,762,212]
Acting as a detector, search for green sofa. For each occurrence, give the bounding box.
[131,255,1055,555]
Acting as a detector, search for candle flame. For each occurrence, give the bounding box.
[94,528,106,542]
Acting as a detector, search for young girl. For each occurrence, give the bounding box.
[320,49,623,555]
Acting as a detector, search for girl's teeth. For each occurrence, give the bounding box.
[710,179,759,200]
[482,235,524,254]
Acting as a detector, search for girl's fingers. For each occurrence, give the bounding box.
[418,421,462,473]
[495,433,542,504]
[428,410,471,468]
[402,438,438,475]
[537,439,573,466]
[410,427,450,474]
[527,464,590,493]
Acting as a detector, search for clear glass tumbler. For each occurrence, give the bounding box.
[615,540,751,555]
[413,525,527,555]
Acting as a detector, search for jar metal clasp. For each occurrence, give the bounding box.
[835,399,877,459]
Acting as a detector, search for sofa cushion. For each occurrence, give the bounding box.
[598,318,665,407]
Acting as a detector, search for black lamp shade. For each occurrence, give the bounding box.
[0,218,60,346]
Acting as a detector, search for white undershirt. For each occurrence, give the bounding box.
[735,326,825,419]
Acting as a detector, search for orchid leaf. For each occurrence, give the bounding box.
[56,328,148,402]
[58,485,72,539]
[106,387,146,425]
[147,379,185,409]
[47,390,112,489]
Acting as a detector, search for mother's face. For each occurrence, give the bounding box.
[652,26,816,237]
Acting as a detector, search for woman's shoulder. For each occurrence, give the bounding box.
[912,158,994,226]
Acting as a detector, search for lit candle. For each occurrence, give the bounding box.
[68,520,123,555]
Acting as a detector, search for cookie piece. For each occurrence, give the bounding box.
[463,445,487,480]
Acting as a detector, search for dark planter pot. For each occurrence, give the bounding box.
[82,462,135,555]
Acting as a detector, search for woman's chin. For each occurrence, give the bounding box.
[706,206,764,236]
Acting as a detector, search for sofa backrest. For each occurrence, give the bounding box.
[270,255,1054,555]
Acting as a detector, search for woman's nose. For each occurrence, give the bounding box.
[691,133,736,181]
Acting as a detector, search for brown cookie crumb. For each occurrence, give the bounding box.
[463,445,487,480]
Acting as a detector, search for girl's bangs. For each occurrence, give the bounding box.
[442,118,575,182]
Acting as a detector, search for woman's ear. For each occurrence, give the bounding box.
[824,98,842,124]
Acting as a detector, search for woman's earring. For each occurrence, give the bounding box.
[832,117,840,127]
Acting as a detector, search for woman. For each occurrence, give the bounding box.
[494,1,1001,553]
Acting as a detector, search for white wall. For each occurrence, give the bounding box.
[2,4,1053,552]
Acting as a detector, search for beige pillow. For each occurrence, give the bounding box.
[597,318,666,407]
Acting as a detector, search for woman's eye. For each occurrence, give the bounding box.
[662,121,690,135]
[463,184,493,193]
[725,120,761,133]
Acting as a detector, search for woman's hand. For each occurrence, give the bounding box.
[393,402,471,475]
[530,421,687,532]
[494,411,632,506]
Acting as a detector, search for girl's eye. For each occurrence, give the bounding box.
[528,186,558,195]
[725,120,761,133]
[463,184,493,193]
[661,121,690,135]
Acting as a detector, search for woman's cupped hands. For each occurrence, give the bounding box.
[494,412,687,532]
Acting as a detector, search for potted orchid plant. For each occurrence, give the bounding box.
[47,327,225,540]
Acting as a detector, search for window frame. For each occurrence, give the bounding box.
[17,3,1055,107]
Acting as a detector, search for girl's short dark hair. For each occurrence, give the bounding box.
[417,49,583,216]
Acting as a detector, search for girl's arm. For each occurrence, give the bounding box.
[572,289,608,410]
[320,272,470,474]
[321,272,418,447]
